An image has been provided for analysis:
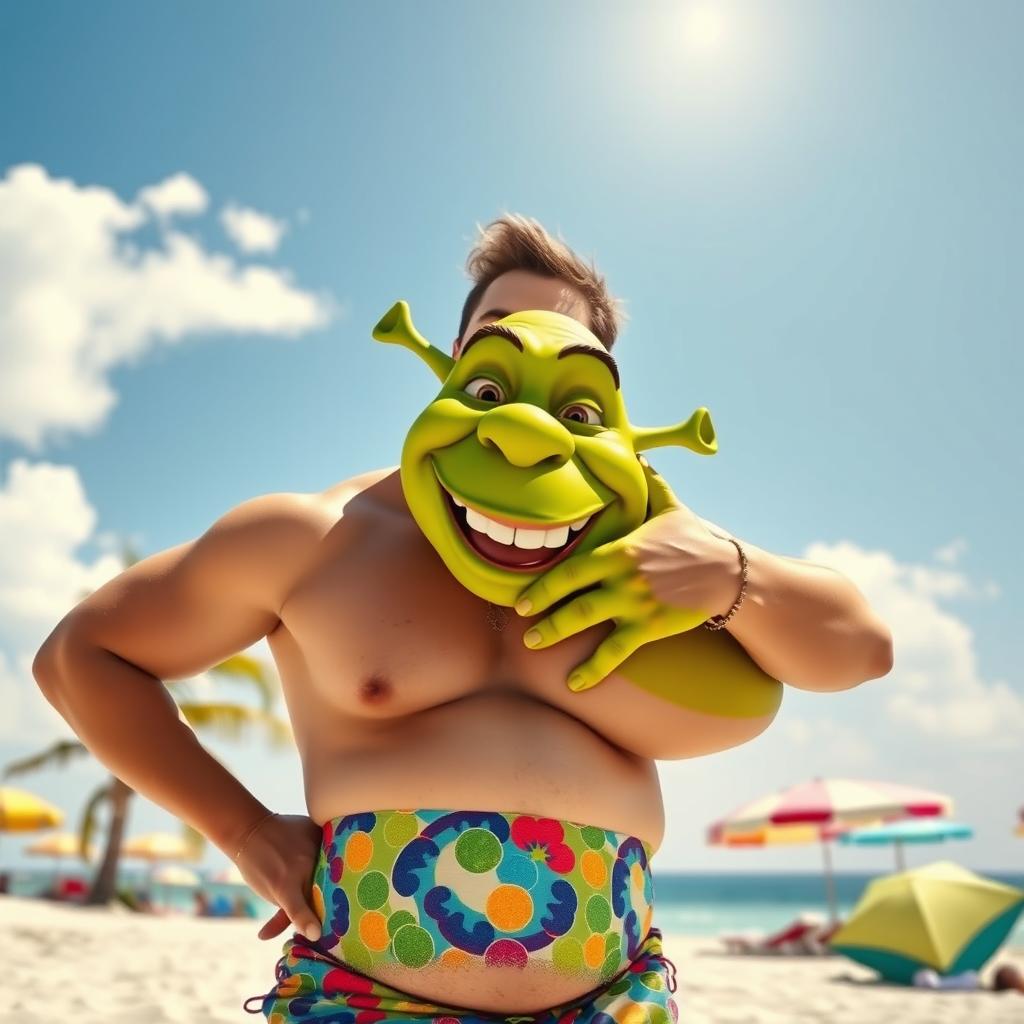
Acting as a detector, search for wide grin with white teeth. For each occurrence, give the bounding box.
[447,492,592,549]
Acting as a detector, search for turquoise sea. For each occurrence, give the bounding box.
[7,868,1024,944]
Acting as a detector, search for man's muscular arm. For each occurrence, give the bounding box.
[31,492,325,859]
[698,517,894,691]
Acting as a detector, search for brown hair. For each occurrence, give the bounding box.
[458,213,627,350]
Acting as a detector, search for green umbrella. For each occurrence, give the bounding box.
[831,860,1024,985]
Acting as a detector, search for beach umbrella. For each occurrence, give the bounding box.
[122,831,198,889]
[151,864,201,887]
[209,862,247,886]
[121,832,197,861]
[23,832,97,858]
[839,818,972,871]
[830,860,1024,984]
[709,778,953,921]
[0,787,64,832]
[23,831,98,892]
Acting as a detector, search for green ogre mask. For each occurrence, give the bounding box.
[373,300,718,607]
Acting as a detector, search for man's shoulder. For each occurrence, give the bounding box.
[318,465,406,517]
[215,466,405,549]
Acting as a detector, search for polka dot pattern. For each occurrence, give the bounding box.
[302,809,655,976]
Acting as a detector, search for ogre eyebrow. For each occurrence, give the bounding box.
[557,343,620,390]
[459,324,524,358]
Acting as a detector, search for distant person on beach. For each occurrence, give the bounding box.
[32,214,893,1021]
[993,964,1024,994]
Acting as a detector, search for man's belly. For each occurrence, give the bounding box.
[298,692,665,1012]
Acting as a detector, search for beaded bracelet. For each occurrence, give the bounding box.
[232,809,278,862]
[703,536,749,631]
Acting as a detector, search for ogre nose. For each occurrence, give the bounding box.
[477,404,575,467]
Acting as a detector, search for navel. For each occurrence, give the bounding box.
[359,673,392,704]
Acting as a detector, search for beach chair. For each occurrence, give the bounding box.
[52,877,88,903]
[799,918,844,955]
[721,912,826,955]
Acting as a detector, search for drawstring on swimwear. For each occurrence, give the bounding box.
[645,927,678,994]
[653,951,678,993]
[242,990,272,1014]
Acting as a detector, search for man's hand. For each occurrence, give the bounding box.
[515,459,743,692]
[232,812,325,942]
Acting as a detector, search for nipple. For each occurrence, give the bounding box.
[359,673,392,704]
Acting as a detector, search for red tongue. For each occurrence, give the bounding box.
[466,527,561,567]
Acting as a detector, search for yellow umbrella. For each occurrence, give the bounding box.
[122,831,199,891]
[151,864,201,887]
[830,860,1024,984]
[23,832,98,893]
[23,833,97,858]
[0,787,64,832]
[122,832,197,861]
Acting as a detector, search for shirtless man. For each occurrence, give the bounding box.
[32,215,893,1020]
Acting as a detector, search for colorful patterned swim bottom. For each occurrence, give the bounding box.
[243,808,679,1023]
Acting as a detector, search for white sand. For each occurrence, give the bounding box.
[1,894,1022,1023]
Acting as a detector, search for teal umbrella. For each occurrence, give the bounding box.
[839,818,973,871]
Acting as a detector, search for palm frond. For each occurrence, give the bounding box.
[166,679,198,704]
[209,653,281,712]
[2,738,90,778]
[79,781,112,857]
[176,701,294,750]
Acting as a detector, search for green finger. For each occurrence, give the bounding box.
[516,544,627,615]
[568,625,647,691]
[524,588,633,650]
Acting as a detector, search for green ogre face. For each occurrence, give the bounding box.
[373,300,717,607]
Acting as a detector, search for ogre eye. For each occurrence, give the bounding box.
[464,377,506,403]
[559,402,602,426]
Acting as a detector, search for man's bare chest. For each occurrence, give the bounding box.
[271,511,602,716]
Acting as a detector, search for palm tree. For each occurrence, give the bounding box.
[3,538,293,906]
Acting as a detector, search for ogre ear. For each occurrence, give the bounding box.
[372,300,455,383]
[632,407,718,456]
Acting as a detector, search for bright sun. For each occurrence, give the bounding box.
[680,4,728,55]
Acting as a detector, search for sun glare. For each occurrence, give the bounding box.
[681,4,728,55]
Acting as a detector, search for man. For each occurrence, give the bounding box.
[32,214,892,1021]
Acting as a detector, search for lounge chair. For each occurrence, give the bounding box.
[721,912,827,955]
[800,918,844,955]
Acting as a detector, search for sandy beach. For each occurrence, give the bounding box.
[2,895,1022,1023]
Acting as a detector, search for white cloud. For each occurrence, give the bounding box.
[0,458,279,748]
[0,459,123,653]
[136,172,208,218]
[804,540,1024,746]
[0,163,335,450]
[0,459,124,743]
[220,202,288,253]
[934,537,967,565]
[778,714,877,768]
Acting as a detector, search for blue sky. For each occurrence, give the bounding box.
[0,1,1021,876]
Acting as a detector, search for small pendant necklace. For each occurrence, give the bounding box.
[485,601,511,632]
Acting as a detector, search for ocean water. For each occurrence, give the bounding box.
[650,872,1024,944]
[6,868,1024,944]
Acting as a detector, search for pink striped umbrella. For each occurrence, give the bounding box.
[708,778,954,920]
